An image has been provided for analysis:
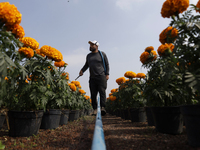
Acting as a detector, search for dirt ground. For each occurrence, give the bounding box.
[0,113,200,150]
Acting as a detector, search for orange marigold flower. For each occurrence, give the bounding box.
[111,88,118,93]
[159,26,178,44]
[157,43,174,56]
[0,2,22,25]
[136,73,146,78]
[54,61,68,67]
[71,81,81,88]
[140,52,150,64]
[124,71,136,78]
[84,95,90,100]
[161,0,189,18]
[18,47,34,58]
[109,95,117,101]
[25,79,28,83]
[4,77,8,80]
[5,24,25,38]
[116,77,126,85]
[68,83,76,91]
[35,49,45,57]
[145,46,154,53]
[19,37,39,50]
[40,45,63,62]
[79,89,86,94]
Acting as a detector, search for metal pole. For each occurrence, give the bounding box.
[91,96,106,150]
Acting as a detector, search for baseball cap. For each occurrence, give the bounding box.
[88,40,99,46]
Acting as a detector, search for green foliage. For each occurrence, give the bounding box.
[117,79,146,109]
[143,55,192,106]
[172,5,200,104]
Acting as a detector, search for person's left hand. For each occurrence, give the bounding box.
[106,75,109,80]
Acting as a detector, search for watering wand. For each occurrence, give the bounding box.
[75,75,81,81]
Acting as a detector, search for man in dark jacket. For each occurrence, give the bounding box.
[79,40,109,116]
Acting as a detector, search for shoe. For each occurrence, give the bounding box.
[101,107,106,116]
[92,109,97,116]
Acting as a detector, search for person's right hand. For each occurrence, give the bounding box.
[79,70,83,76]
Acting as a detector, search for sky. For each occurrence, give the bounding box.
[4,0,199,98]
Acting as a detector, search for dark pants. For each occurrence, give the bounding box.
[89,75,107,110]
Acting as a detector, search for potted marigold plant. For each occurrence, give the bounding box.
[106,93,117,115]
[83,95,93,115]
[165,1,200,146]
[121,72,146,122]
[67,81,82,121]
[141,0,197,135]
[39,55,67,129]
[0,2,47,137]
[108,88,120,116]
[0,2,26,131]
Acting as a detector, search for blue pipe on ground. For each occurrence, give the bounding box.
[91,97,106,150]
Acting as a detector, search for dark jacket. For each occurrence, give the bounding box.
[81,50,109,78]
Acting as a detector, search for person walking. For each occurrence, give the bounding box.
[79,40,109,116]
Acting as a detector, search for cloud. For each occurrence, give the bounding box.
[116,0,144,11]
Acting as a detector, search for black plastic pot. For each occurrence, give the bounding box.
[8,110,43,137]
[68,110,79,121]
[124,109,131,120]
[145,107,154,126]
[180,104,200,147]
[151,106,183,135]
[40,109,61,129]
[59,109,70,126]
[0,114,5,129]
[130,107,146,122]
[79,109,85,117]
[121,109,125,119]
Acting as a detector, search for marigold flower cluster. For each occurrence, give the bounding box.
[159,26,178,44]
[136,73,146,78]
[157,43,174,56]
[161,0,189,18]
[0,2,22,25]
[40,45,63,62]
[111,88,118,93]
[84,95,90,100]
[124,71,136,78]
[68,83,76,91]
[19,37,39,50]
[54,61,68,67]
[140,46,157,64]
[5,24,25,38]
[116,77,126,85]
[71,81,81,88]
[109,95,117,101]
[18,47,34,58]
[35,49,45,57]
[79,89,86,94]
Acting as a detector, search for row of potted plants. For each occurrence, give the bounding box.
[0,2,93,137]
[106,0,200,147]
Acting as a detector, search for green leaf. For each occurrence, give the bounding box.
[188,80,198,88]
